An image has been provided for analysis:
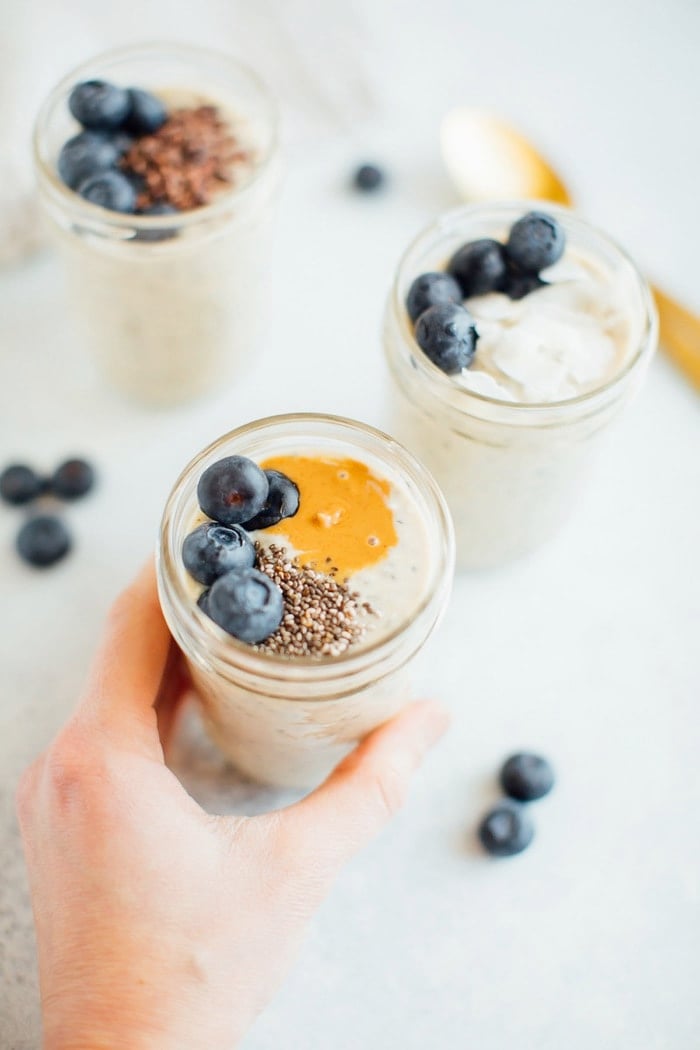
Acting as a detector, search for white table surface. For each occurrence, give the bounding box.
[1,2,699,1047]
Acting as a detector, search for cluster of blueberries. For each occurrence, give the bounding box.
[0,459,95,568]
[183,455,299,644]
[406,210,566,375]
[58,79,174,216]
[478,752,555,857]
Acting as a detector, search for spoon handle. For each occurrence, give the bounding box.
[653,286,700,391]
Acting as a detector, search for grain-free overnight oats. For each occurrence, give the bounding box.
[384,203,657,569]
[33,43,278,405]
[157,414,454,788]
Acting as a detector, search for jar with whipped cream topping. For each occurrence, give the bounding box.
[384,202,657,570]
[34,43,279,406]
[157,414,454,788]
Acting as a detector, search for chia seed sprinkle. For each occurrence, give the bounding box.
[253,543,377,658]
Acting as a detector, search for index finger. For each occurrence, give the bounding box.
[79,559,172,740]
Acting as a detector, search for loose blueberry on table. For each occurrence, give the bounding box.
[405,210,566,376]
[16,516,72,568]
[51,458,96,500]
[352,163,386,192]
[2,456,96,567]
[183,455,299,643]
[500,752,555,802]
[478,800,534,857]
[0,464,45,506]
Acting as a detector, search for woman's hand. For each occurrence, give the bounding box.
[16,561,449,1050]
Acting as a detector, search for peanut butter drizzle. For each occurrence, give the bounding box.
[260,455,398,579]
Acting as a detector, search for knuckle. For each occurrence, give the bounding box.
[43,727,97,806]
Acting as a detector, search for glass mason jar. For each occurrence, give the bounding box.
[384,202,657,570]
[157,413,454,788]
[33,42,279,406]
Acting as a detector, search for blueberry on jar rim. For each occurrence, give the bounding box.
[57,131,122,190]
[406,272,463,323]
[68,80,131,131]
[205,567,284,643]
[241,470,300,531]
[447,238,508,298]
[123,88,168,136]
[77,170,137,213]
[505,211,565,274]
[183,522,256,586]
[415,302,478,375]
[197,456,269,526]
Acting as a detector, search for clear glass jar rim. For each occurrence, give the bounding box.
[157,413,455,686]
[389,200,658,416]
[33,40,280,233]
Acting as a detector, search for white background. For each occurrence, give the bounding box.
[1,1,699,1047]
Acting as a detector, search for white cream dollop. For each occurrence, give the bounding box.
[458,254,633,403]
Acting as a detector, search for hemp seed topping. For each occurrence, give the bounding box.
[253,543,376,658]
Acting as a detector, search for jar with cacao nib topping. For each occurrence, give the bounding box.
[33,43,279,406]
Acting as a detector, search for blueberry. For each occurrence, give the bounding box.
[241,470,300,531]
[500,753,555,802]
[68,80,130,131]
[110,130,135,156]
[197,588,211,616]
[0,464,44,506]
[51,458,95,500]
[447,238,508,298]
[136,202,179,243]
[206,567,284,643]
[353,163,385,192]
[57,131,121,190]
[504,271,547,301]
[505,211,566,273]
[16,515,71,568]
[77,170,137,213]
[415,303,478,375]
[124,88,168,135]
[197,456,269,527]
[183,522,255,586]
[406,272,463,324]
[478,801,534,857]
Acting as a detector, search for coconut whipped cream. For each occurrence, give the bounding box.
[460,253,636,404]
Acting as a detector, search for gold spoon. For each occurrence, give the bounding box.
[441,108,700,390]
